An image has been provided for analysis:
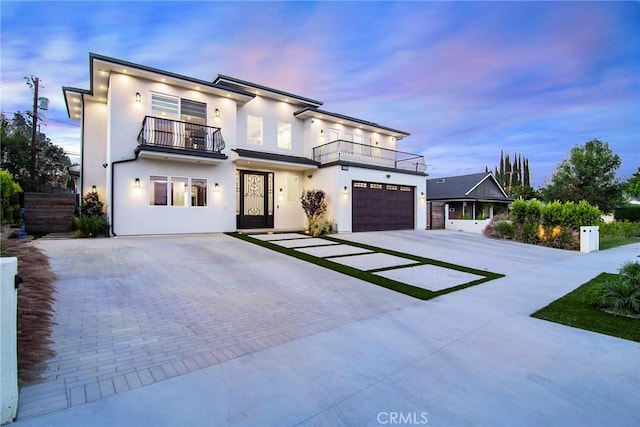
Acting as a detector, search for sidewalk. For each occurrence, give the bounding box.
[12,233,640,426]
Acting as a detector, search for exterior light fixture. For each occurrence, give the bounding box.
[279,188,284,198]
[135,92,141,103]
[214,108,221,122]
[214,182,220,192]
[343,186,349,195]
[420,192,425,199]
[91,185,97,193]
[135,178,140,188]
[319,129,325,142]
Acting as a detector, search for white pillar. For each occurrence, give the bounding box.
[1,257,19,424]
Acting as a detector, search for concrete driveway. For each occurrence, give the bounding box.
[14,231,640,426]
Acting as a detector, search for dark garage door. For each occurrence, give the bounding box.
[352,181,415,232]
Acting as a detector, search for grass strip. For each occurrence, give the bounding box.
[227,232,504,300]
[599,237,640,250]
[532,272,640,342]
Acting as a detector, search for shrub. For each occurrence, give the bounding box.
[540,200,564,226]
[587,261,640,315]
[71,216,109,238]
[301,189,330,237]
[509,200,528,223]
[572,200,602,227]
[600,220,640,240]
[615,206,640,222]
[0,169,22,225]
[80,192,104,217]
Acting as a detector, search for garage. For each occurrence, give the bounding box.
[352,181,415,232]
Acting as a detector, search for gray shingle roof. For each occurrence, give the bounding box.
[427,172,511,201]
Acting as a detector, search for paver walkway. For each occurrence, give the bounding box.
[17,234,415,419]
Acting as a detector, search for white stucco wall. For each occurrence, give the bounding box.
[112,159,237,235]
[236,96,305,156]
[81,100,108,198]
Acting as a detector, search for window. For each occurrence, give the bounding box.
[181,99,206,125]
[277,122,291,150]
[150,175,168,206]
[151,93,179,119]
[247,115,262,145]
[171,177,188,206]
[191,179,207,207]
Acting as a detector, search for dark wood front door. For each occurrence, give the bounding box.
[237,170,274,229]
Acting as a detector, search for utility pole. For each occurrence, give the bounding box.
[31,77,39,188]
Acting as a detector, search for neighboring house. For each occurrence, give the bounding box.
[426,172,512,233]
[63,53,427,236]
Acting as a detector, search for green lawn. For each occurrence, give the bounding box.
[599,237,640,250]
[532,272,640,342]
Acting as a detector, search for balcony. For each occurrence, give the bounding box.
[313,140,426,174]
[136,116,227,163]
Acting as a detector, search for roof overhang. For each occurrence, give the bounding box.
[212,74,323,108]
[294,108,410,140]
[231,149,319,171]
[63,53,256,120]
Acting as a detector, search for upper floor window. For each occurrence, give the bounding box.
[150,92,206,125]
[277,122,291,150]
[247,115,262,145]
[151,93,179,120]
[181,99,206,125]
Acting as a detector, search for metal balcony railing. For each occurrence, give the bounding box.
[137,116,225,154]
[312,140,426,173]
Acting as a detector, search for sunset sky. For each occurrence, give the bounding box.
[2,1,638,187]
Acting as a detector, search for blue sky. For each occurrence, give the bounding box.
[1,1,638,187]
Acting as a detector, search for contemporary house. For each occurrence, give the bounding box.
[426,172,512,233]
[63,53,427,236]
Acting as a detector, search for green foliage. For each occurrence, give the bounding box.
[80,192,104,217]
[301,189,329,236]
[489,151,535,198]
[587,262,640,315]
[70,216,109,238]
[541,139,623,214]
[509,199,528,223]
[532,273,640,342]
[600,221,640,239]
[486,199,600,250]
[586,262,640,315]
[0,112,72,192]
[0,169,22,225]
[614,206,640,222]
[623,167,640,198]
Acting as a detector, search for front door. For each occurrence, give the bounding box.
[237,170,274,229]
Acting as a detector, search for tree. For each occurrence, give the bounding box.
[541,139,623,214]
[0,111,71,191]
[300,189,329,236]
[489,151,536,199]
[0,169,22,225]
[623,167,640,199]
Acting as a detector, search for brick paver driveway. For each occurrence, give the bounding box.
[18,234,416,419]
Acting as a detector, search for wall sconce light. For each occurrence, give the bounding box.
[319,129,325,142]
[307,174,313,179]
[91,185,97,193]
[343,186,349,195]
[214,182,220,192]
[386,174,391,179]
[135,178,140,188]
[135,92,141,103]
[420,192,425,199]
[214,108,221,122]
